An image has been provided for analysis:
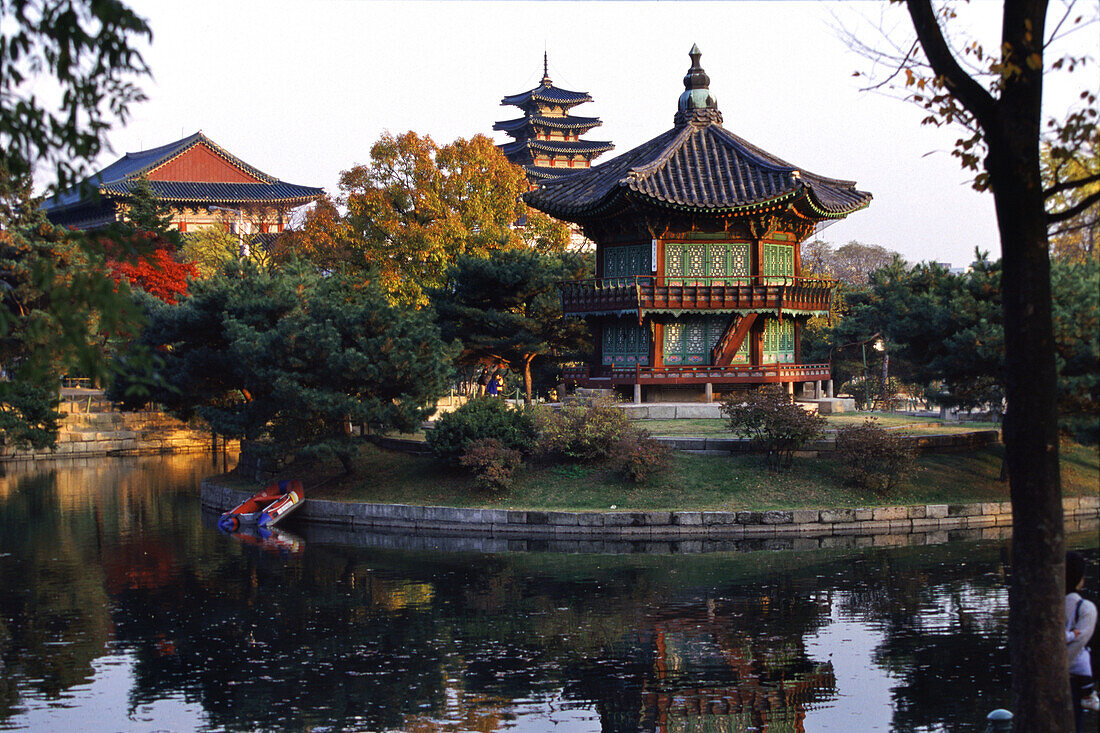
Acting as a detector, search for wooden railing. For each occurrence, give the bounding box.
[559,276,836,316]
[563,362,831,386]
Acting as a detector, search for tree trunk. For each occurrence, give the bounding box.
[523,356,534,406]
[986,113,1069,731]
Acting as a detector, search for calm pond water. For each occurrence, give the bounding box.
[0,454,1096,733]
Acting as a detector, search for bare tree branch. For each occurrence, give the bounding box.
[1044,169,1100,199]
[904,0,998,129]
[1047,187,1100,223]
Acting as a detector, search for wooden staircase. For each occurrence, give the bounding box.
[710,314,757,366]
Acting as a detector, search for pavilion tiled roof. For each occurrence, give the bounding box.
[45,131,323,212]
[526,46,871,222]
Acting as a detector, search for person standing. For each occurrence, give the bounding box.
[1066,550,1098,732]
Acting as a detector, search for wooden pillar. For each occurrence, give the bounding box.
[793,320,802,364]
[750,321,764,367]
[785,381,794,397]
[653,322,663,368]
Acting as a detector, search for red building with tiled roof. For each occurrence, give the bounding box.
[44,131,323,234]
[526,46,872,402]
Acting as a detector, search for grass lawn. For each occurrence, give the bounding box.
[224,439,1098,513]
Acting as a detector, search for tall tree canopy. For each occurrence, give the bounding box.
[285,132,571,306]
[1,0,152,446]
[847,3,1098,719]
[109,262,454,471]
[432,249,592,404]
[97,177,197,304]
[801,239,904,284]
[0,174,141,448]
[1,0,151,192]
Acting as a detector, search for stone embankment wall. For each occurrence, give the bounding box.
[202,481,1099,543]
[2,409,233,461]
[663,430,1000,455]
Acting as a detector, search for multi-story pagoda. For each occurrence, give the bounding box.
[44,131,323,234]
[527,46,872,403]
[494,54,613,181]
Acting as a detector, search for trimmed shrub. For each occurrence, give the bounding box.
[426,397,537,465]
[835,418,920,495]
[534,394,632,460]
[459,438,523,494]
[610,427,673,483]
[721,385,826,471]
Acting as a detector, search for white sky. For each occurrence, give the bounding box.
[92,0,1098,269]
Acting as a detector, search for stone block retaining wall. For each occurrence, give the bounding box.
[202,480,1098,542]
[2,411,232,461]
[665,430,1000,455]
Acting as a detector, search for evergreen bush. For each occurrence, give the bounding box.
[609,427,673,483]
[534,394,632,460]
[721,385,826,471]
[459,438,523,494]
[427,397,537,465]
[835,418,920,494]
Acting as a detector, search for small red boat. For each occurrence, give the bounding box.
[218,480,305,532]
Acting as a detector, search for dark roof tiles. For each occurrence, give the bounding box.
[493,114,603,134]
[500,138,614,157]
[99,180,323,204]
[45,131,322,213]
[501,84,593,107]
[526,121,871,220]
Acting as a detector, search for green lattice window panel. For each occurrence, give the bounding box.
[603,245,651,280]
[762,317,795,364]
[663,315,745,365]
[602,321,650,366]
[665,242,750,284]
[762,243,795,283]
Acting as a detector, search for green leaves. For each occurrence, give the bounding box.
[2,0,151,193]
[432,248,592,402]
[110,261,455,467]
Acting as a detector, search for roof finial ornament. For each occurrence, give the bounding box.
[541,50,552,86]
[674,44,722,128]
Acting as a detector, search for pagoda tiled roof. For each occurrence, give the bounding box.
[500,138,614,157]
[493,114,603,135]
[526,167,587,181]
[501,83,593,108]
[45,131,323,212]
[526,48,871,222]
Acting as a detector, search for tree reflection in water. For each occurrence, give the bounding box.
[0,455,1095,732]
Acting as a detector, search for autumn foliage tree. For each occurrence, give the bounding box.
[286,132,570,306]
[96,177,196,304]
[103,234,196,304]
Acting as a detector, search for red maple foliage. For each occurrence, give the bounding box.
[98,229,198,305]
